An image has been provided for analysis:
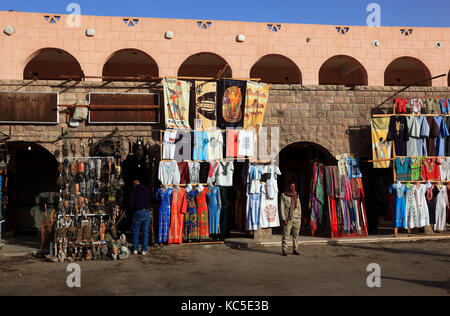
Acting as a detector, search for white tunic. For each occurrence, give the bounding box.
[414,183,431,227]
[237,130,257,157]
[259,183,280,228]
[162,130,178,160]
[405,185,419,229]
[188,161,200,184]
[207,130,223,161]
[439,158,450,181]
[215,161,234,187]
[262,165,281,199]
[158,161,180,185]
[435,185,448,231]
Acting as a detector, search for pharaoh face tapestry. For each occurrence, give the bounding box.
[371,117,392,168]
[217,79,247,129]
[244,81,270,132]
[163,78,191,129]
[195,81,217,129]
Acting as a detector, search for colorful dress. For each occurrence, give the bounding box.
[156,187,173,243]
[246,184,262,231]
[259,183,280,229]
[183,189,199,242]
[168,188,187,245]
[410,157,423,181]
[195,187,210,240]
[414,184,431,228]
[207,186,222,235]
[395,157,411,181]
[389,183,409,228]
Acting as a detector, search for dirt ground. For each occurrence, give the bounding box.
[0,240,449,296]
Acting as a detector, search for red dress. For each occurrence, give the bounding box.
[422,158,441,181]
[395,98,408,114]
[195,187,209,240]
[169,188,187,245]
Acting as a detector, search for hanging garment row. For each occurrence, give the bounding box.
[389,181,448,232]
[394,157,450,182]
[371,114,450,168]
[394,97,450,115]
[163,129,258,162]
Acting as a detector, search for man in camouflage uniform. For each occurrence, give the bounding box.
[280,182,302,256]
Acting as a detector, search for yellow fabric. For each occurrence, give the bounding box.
[371,117,392,168]
[244,81,270,132]
[163,78,190,129]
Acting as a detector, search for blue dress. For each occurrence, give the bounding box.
[389,183,409,228]
[433,116,449,157]
[207,186,222,235]
[156,187,173,243]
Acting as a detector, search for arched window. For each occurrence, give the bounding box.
[102,49,159,81]
[319,55,368,86]
[384,57,431,86]
[177,53,231,78]
[23,48,83,80]
[250,54,302,84]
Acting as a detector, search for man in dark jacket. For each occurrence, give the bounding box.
[129,180,155,255]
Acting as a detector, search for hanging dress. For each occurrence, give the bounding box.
[156,187,174,243]
[246,183,262,231]
[195,187,210,240]
[183,189,199,242]
[395,157,411,181]
[207,186,222,235]
[405,185,419,229]
[168,187,187,245]
[410,157,423,181]
[259,183,280,229]
[426,185,440,226]
[414,184,431,228]
[434,185,448,231]
[389,183,409,228]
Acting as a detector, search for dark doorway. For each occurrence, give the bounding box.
[277,142,336,235]
[5,142,58,236]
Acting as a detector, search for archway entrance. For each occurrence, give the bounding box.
[178,52,232,78]
[103,49,159,81]
[5,142,58,237]
[250,54,302,84]
[384,57,431,86]
[24,48,83,80]
[277,142,336,235]
[319,55,368,86]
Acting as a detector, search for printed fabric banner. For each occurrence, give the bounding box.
[163,78,190,129]
[217,79,247,129]
[195,81,217,129]
[244,81,270,132]
[371,117,392,168]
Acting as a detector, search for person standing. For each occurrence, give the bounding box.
[281,182,302,256]
[129,179,155,255]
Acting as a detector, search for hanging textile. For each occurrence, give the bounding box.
[183,188,199,242]
[195,187,210,240]
[259,183,280,229]
[371,117,392,168]
[217,79,247,129]
[156,187,173,243]
[163,78,190,129]
[195,81,217,129]
[207,185,222,235]
[168,187,187,245]
[244,81,270,132]
[310,162,325,232]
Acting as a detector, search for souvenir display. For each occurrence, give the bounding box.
[51,149,127,262]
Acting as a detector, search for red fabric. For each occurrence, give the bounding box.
[177,162,190,184]
[422,158,441,181]
[168,188,187,244]
[395,98,408,114]
[226,130,244,158]
[330,198,338,236]
[195,187,209,240]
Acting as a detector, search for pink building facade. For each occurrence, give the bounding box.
[0,11,449,86]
